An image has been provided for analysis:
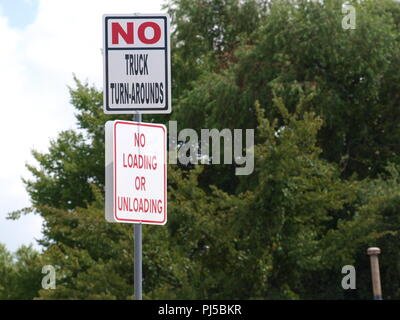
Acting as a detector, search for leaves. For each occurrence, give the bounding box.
[3,0,400,300]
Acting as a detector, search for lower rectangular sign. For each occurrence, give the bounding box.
[105,120,167,225]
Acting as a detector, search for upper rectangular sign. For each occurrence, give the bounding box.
[103,14,171,114]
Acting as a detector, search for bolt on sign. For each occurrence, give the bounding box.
[103,14,171,114]
[105,120,167,225]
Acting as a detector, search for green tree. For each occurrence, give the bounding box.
[167,0,265,98]
[0,244,13,299]
[173,0,400,180]
[0,244,42,300]
[10,0,400,300]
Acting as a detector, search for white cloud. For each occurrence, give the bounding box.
[0,0,166,252]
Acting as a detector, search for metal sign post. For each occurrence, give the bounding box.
[134,113,142,300]
[134,222,142,300]
[103,13,170,302]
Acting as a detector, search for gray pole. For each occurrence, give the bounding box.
[367,247,382,300]
[134,113,142,300]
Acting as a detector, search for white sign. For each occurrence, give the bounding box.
[105,120,167,225]
[103,14,171,114]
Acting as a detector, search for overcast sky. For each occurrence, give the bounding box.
[0,0,166,252]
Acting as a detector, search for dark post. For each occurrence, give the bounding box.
[134,113,142,300]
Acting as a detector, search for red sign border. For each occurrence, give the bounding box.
[113,120,167,225]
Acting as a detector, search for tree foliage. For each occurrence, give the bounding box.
[0,244,42,300]
[4,0,400,299]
